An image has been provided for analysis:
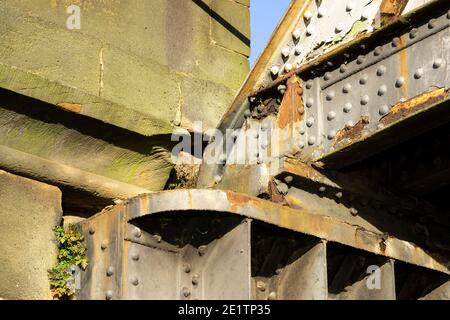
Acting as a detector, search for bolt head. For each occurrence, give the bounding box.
[106,266,114,277]
[270,66,280,76]
[131,277,139,286]
[343,103,352,113]
[395,77,404,88]
[256,281,266,292]
[182,287,191,298]
[192,274,200,286]
[183,263,191,273]
[105,290,113,300]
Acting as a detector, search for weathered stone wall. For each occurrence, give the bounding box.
[0,0,250,134]
[0,0,250,204]
[0,170,62,299]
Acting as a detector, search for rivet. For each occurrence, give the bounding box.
[350,208,358,216]
[304,10,312,21]
[292,29,301,40]
[131,253,139,261]
[270,66,280,76]
[379,104,389,115]
[105,290,113,300]
[281,47,290,58]
[319,186,326,192]
[374,46,382,56]
[346,1,355,12]
[306,26,314,36]
[308,136,316,145]
[275,268,282,275]
[377,123,384,130]
[328,130,336,140]
[357,55,365,65]
[276,183,289,195]
[343,102,352,113]
[377,65,386,76]
[343,83,352,93]
[106,266,114,277]
[324,72,332,81]
[134,228,141,238]
[101,242,107,250]
[89,227,95,235]
[414,68,423,79]
[198,245,207,256]
[433,58,443,69]
[182,287,191,298]
[317,7,326,18]
[306,98,314,108]
[261,123,269,130]
[256,281,266,292]
[277,84,287,94]
[299,141,305,149]
[183,263,191,273]
[192,274,200,286]
[284,63,293,72]
[327,111,336,121]
[295,46,302,55]
[378,85,387,96]
[361,9,370,20]
[360,74,368,85]
[214,175,222,183]
[361,95,369,105]
[244,109,251,118]
[395,77,404,88]
[340,64,347,73]
[306,117,315,127]
[261,141,268,149]
[345,121,354,128]
[335,23,344,33]
[298,125,305,135]
[428,19,437,29]
[131,277,139,286]
[335,192,343,199]
[326,91,335,101]
[392,37,400,47]
[219,154,227,164]
[154,234,162,243]
[268,292,277,300]
[305,81,313,89]
[409,28,418,39]
[284,175,293,183]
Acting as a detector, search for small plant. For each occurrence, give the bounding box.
[48,225,88,299]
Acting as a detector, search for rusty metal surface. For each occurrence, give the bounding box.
[119,190,449,274]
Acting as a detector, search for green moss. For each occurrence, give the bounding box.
[48,225,88,299]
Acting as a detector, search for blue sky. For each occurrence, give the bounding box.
[250,0,292,66]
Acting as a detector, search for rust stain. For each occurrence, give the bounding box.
[398,36,409,98]
[381,88,449,125]
[277,76,304,129]
[268,179,285,203]
[380,0,409,25]
[57,102,82,113]
[335,116,369,143]
[226,191,252,212]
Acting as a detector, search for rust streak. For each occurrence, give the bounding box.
[57,102,82,113]
[381,88,449,125]
[380,0,409,25]
[335,116,369,143]
[277,76,304,129]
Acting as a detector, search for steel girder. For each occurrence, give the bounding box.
[77,190,449,300]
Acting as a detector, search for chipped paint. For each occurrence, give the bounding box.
[335,116,370,143]
[56,102,82,113]
[381,88,449,125]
